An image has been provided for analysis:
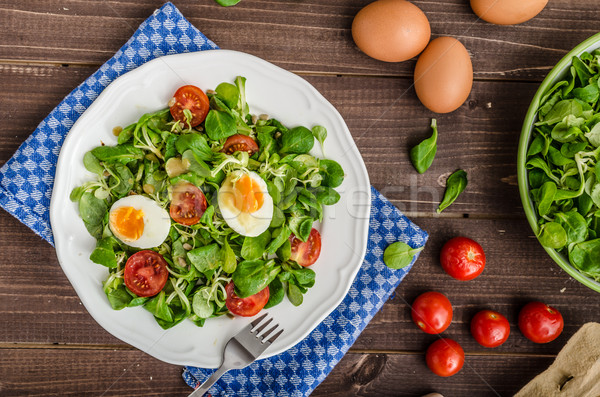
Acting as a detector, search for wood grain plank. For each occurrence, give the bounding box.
[0,64,535,217]
[0,347,553,396]
[0,63,91,160]
[0,348,188,396]
[313,352,553,396]
[2,1,599,395]
[306,74,531,217]
[1,1,599,80]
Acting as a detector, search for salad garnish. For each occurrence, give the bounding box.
[71,77,345,329]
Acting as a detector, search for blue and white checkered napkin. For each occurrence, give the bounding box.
[184,185,427,396]
[0,2,428,395]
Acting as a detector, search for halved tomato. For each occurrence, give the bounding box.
[170,181,207,226]
[222,134,259,156]
[124,250,169,297]
[169,85,210,127]
[225,281,269,317]
[289,228,322,267]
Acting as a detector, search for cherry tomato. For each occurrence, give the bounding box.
[411,291,453,334]
[425,338,465,377]
[222,134,259,156]
[289,228,322,267]
[124,250,169,297]
[169,85,210,127]
[225,281,270,317]
[470,310,510,348]
[169,181,207,226]
[518,302,564,343]
[440,236,486,281]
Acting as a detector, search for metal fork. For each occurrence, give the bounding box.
[188,313,283,397]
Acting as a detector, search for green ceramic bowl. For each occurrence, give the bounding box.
[518,32,600,293]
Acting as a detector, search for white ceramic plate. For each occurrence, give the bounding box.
[50,50,371,368]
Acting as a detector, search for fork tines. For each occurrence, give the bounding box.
[250,313,284,344]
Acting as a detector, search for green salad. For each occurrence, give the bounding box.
[526,50,600,281]
[70,76,345,329]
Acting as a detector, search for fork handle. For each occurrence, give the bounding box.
[188,366,228,397]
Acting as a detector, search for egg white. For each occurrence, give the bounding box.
[217,171,273,237]
[108,195,171,249]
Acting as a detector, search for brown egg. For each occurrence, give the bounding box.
[470,0,548,25]
[414,37,473,113]
[352,0,430,62]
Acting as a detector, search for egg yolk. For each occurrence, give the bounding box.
[110,206,145,241]
[233,174,264,213]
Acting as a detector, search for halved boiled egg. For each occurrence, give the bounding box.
[108,195,171,248]
[217,171,273,237]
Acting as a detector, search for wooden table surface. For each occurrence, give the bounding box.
[2,1,600,396]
